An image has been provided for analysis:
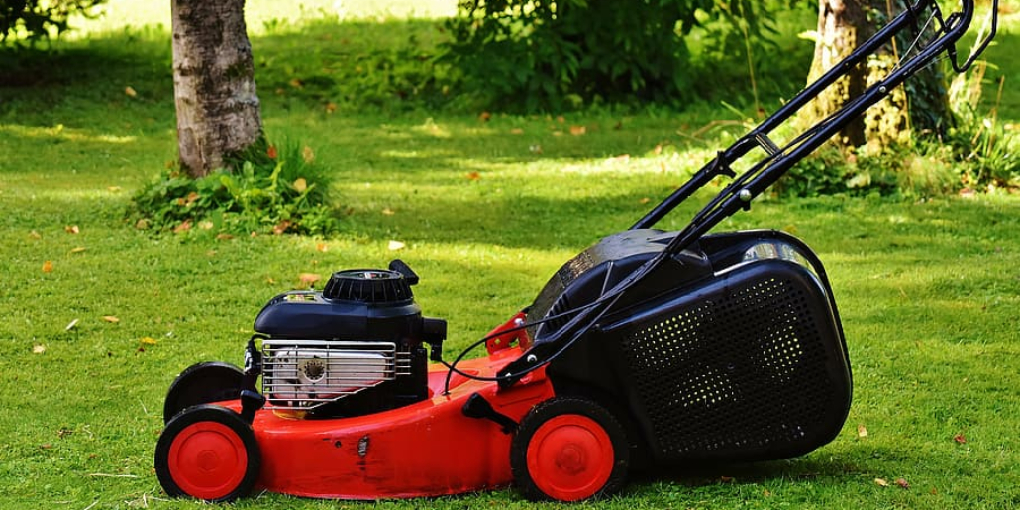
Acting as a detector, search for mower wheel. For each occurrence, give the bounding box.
[154,404,260,502]
[510,397,629,501]
[163,361,244,424]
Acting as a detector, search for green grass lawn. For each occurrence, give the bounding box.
[1,1,1019,509]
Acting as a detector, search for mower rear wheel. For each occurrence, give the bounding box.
[163,361,244,424]
[154,404,260,502]
[511,397,629,501]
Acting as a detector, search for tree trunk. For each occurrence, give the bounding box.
[806,0,948,154]
[171,0,262,178]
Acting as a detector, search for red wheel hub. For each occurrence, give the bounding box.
[167,421,249,500]
[526,414,614,501]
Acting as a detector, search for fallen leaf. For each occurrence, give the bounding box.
[895,478,910,489]
[57,428,73,438]
[102,316,120,323]
[316,243,329,252]
[173,220,192,234]
[39,444,52,450]
[65,318,79,331]
[198,221,214,230]
[858,424,868,438]
[302,146,315,163]
[639,197,651,204]
[107,186,122,192]
[29,230,42,239]
[299,273,321,287]
[874,478,889,487]
[653,143,664,155]
[381,208,395,216]
[140,337,157,345]
[267,145,278,159]
[325,102,337,113]
[388,240,406,251]
[65,225,80,234]
[42,261,53,273]
[216,233,235,240]
[273,220,292,235]
[569,125,586,136]
[289,78,304,88]
[466,172,481,181]
[33,344,46,354]
[124,86,137,97]
[135,219,151,230]
[206,250,217,257]
[478,111,491,122]
[184,191,200,205]
[509,128,524,135]
[293,178,308,193]
[953,433,967,444]
[556,116,565,123]
[71,246,87,255]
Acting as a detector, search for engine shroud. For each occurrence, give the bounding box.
[253,267,444,417]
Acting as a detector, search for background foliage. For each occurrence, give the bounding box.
[442,0,794,111]
[0,0,106,44]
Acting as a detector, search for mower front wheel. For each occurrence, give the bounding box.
[510,397,630,501]
[154,404,261,502]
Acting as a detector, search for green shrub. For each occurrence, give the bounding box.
[130,142,341,237]
[441,0,787,112]
[0,0,106,45]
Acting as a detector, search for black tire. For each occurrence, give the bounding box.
[510,397,630,501]
[154,404,260,502]
[163,361,244,424]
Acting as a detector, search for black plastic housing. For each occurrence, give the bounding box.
[525,229,852,464]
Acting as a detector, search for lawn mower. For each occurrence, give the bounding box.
[154,0,998,502]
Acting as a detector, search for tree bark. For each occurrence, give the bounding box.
[171,0,262,177]
[806,0,948,154]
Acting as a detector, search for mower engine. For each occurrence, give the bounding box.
[252,261,447,417]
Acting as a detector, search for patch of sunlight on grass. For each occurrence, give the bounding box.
[0,125,137,144]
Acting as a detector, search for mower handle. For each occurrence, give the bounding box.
[632,0,996,236]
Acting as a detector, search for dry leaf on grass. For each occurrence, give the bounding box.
[65,225,80,234]
[42,261,53,273]
[299,273,321,287]
[858,424,868,438]
[388,240,406,251]
[102,316,120,323]
[33,344,46,354]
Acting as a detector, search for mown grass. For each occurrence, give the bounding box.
[1,1,1019,509]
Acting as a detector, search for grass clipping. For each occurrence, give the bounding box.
[130,141,340,237]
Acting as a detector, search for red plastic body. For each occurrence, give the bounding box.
[219,346,554,499]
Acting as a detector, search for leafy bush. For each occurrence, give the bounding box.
[0,0,106,45]
[130,141,340,237]
[946,62,1018,190]
[442,0,786,111]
